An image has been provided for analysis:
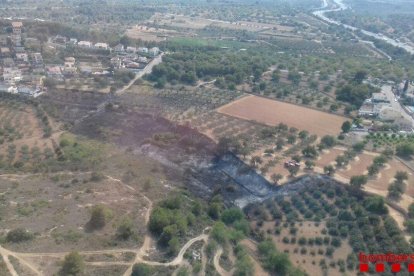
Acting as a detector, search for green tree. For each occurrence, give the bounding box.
[321,135,336,148]
[302,146,318,159]
[60,252,84,276]
[350,175,368,189]
[271,173,283,184]
[324,165,335,176]
[6,228,34,243]
[408,203,414,218]
[131,263,153,276]
[341,121,352,133]
[116,218,135,240]
[395,171,409,183]
[88,205,109,230]
[396,143,414,158]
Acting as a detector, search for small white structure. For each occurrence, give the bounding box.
[137,47,148,54]
[78,41,92,48]
[126,46,137,53]
[64,57,77,74]
[94,43,109,50]
[149,47,160,57]
[2,68,22,84]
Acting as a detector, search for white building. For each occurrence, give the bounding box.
[64,57,77,74]
[137,47,148,54]
[78,41,92,48]
[2,68,22,84]
[94,43,109,50]
[126,46,137,53]
[149,47,160,57]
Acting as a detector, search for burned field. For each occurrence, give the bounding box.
[72,108,286,207]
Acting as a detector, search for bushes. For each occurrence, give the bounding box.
[131,263,153,276]
[88,205,112,230]
[6,228,34,243]
[60,252,84,276]
[396,142,414,158]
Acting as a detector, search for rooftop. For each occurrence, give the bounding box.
[12,22,23,28]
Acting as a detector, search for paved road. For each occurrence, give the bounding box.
[381,85,414,128]
[74,53,164,125]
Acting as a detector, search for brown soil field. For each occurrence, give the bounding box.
[368,158,414,198]
[338,152,376,179]
[315,148,345,167]
[217,95,347,136]
[125,26,171,42]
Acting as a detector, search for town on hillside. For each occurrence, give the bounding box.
[0,21,161,97]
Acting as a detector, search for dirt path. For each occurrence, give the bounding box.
[0,248,18,276]
[0,173,209,276]
[213,247,234,276]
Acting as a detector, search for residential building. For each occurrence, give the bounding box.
[0,83,17,94]
[46,66,63,80]
[69,38,78,45]
[16,52,29,62]
[110,57,122,69]
[114,44,125,53]
[31,53,44,68]
[52,35,67,44]
[372,92,390,103]
[126,46,136,53]
[137,47,148,54]
[149,47,160,57]
[0,47,11,58]
[64,57,77,74]
[95,42,109,50]
[3,67,22,84]
[11,22,23,47]
[138,56,148,63]
[78,41,92,48]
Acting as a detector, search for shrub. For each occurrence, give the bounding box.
[6,228,34,243]
[60,252,84,276]
[131,263,153,276]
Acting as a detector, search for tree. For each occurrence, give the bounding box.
[350,175,368,189]
[132,263,153,276]
[288,71,302,86]
[271,173,283,184]
[6,228,34,243]
[396,143,414,158]
[353,70,368,84]
[324,165,335,176]
[302,146,318,159]
[395,171,409,183]
[364,196,388,215]
[321,135,336,148]
[287,166,300,177]
[221,208,245,225]
[408,203,414,218]
[305,160,315,170]
[88,205,108,230]
[341,121,352,133]
[60,252,84,276]
[116,218,135,240]
[250,156,263,168]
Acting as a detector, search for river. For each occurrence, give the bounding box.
[313,0,414,55]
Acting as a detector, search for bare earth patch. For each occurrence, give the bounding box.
[217,95,347,136]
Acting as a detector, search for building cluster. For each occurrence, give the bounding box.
[110,44,159,71]
[396,80,414,104]
[359,92,412,130]
[46,34,161,77]
[0,22,44,97]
